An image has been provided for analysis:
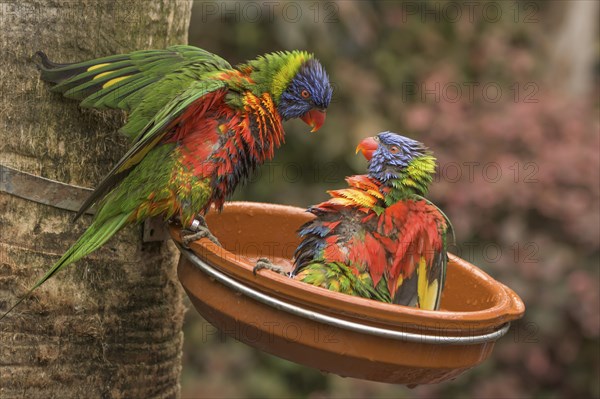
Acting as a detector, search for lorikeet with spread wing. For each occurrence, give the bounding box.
[0,46,332,320]
[292,132,451,309]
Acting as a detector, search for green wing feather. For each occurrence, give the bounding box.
[297,262,390,302]
[37,45,232,139]
[74,79,227,220]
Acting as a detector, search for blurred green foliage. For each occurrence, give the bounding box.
[183,1,599,397]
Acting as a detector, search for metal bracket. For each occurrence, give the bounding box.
[142,215,171,243]
[0,163,95,214]
[0,164,167,242]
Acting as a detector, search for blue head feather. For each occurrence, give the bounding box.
[278,59,333,120]
[368,131,429,182]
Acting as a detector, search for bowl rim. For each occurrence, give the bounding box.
[177,242,513,345]
[172,201,525,333]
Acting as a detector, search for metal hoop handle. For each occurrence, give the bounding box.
[178,244,511,345]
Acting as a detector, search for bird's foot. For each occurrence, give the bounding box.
[253,257,288,276]
[181,217,221,247]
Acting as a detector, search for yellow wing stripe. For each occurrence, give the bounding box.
[103,76,129,89]
[87,63,111,71]
[93,71,113,80]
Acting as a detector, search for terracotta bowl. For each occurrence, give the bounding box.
[173,202,525,385]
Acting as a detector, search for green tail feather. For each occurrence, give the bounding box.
[0,213,130,321]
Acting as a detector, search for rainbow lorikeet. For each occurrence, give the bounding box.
[291,132,452,309]
[0,45,332,320]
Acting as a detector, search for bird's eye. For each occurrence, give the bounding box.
[301,89,310,99]
[390,146,400,153]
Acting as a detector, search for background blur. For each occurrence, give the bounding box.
[182,1,599,398]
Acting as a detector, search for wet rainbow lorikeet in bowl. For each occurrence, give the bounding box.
[292,132,452,309]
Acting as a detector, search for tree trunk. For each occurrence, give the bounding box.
[549,0,599,97]
[0,1,192,397]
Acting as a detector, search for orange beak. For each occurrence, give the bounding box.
[355,136,379,161]
[300,109,326,132]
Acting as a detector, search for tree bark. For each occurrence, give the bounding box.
[0,1,191,397]
[549,0,599,97]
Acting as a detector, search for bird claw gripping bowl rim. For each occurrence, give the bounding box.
[172,201,525,385]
